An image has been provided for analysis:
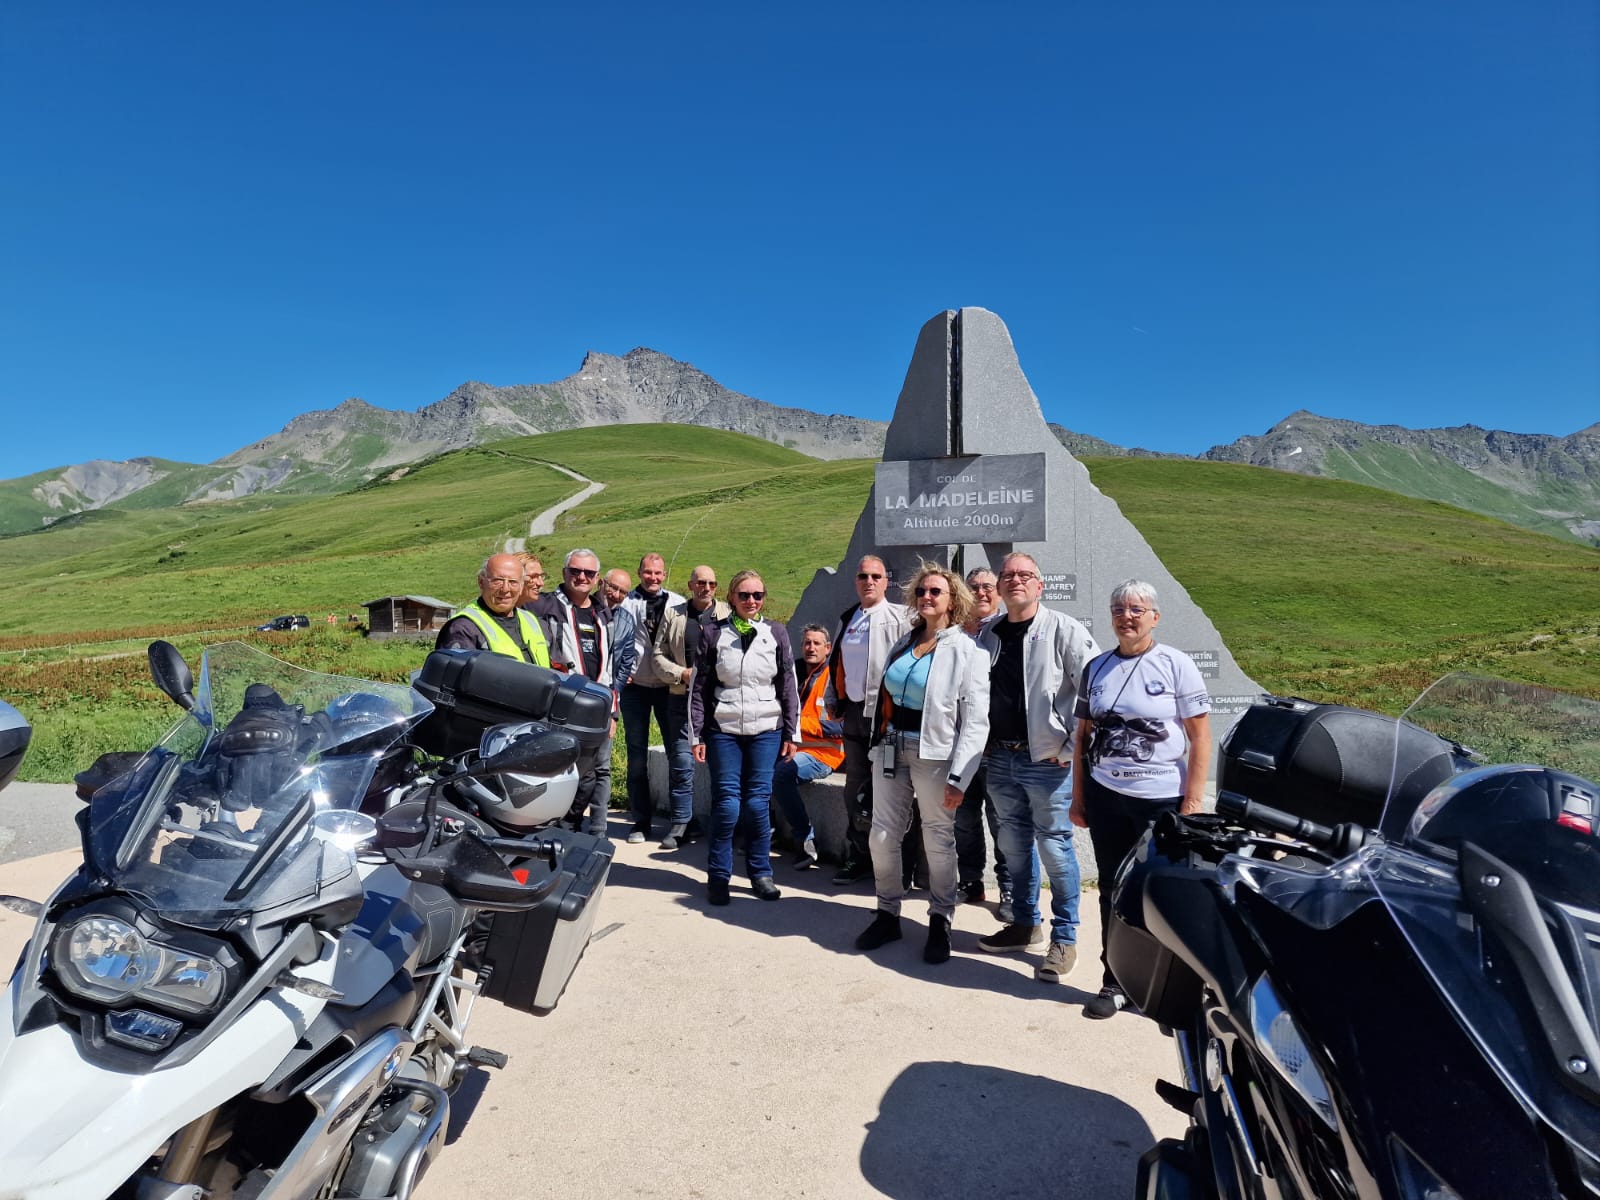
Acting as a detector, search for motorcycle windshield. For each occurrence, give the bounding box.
[86,641,432,925]
[1373,673,1600,1160]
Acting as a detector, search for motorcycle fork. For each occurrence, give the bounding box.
[155,1104,234,1190]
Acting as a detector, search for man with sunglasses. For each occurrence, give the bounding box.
[650,566,729,848]
[975,552,1099,983]
[825,554,913,885]
[530,548,618,838]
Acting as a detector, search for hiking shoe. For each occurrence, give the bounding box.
[706,878,730,906]
[832,860,871,886]
[626,829,647,845]
[1036,942,1078,983]
[855,910,903,951]
[923,914,951,964]
[752,876,782,902]
[1084,987,1129,1019]
[959,880,986,905]
[977,923,1043,954]
[792,838,818,870]
[660,823,687,851]
[997,888,1014,926]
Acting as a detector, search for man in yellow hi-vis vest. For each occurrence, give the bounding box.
[435,553,551,667]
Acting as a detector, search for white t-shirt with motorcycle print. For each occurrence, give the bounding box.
[1075,643,1211,799]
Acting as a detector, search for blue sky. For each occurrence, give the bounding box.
[1,1,1595,481]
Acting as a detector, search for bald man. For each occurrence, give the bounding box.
[436,553,551,666]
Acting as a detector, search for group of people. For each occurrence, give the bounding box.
[436,546,1212,1019]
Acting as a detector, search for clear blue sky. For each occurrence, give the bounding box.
[1,1,1595,481]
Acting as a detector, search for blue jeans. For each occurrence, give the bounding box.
[621,684,676,831]
[665,693,695,825]
[984,747,1081,945]
[771,751,833,844]
[703,728,781,881]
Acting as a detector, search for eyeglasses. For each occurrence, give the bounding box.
[484,577,521,588]
[857,572,884,581]
[528,572,546,582]
[913,586,945,598]
[999,570,1037,583]
[1110,605,1151,618]
[565,567,598,579]
[736,590,766,601]
[690,578,718,588]
[969,582,996,593]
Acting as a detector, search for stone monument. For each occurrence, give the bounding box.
[792,307,1263,755]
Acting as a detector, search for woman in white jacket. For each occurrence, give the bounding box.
[855,562,991,964]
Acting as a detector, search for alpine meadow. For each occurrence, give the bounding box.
[3,424,1597,781]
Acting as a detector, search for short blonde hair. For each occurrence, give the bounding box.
[907,561,973,630]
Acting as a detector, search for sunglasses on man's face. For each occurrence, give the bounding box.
[857,572,884,581]
[736,590,766,602]
[691,578,717,587]
[566,567,598,579]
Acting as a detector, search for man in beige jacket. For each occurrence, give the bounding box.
[649,565,730,849]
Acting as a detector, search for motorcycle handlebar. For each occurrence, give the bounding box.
[1215,790,1374,857]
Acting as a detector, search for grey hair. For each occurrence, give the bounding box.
[965,566,997,583]
[1110,578,1160,613]
[564,547,602,571]
[801,623,832,642]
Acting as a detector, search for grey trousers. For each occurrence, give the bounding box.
[868,733,959,920]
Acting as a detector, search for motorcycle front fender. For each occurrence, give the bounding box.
[0,974,327,1200]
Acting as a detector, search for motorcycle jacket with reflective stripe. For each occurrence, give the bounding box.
[451,602,551,667]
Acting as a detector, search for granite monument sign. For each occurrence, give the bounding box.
[792,307,1263,758]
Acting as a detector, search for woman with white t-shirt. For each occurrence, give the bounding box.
[1069,579,1211,1019]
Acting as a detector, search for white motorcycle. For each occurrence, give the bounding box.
[0,639,613,1199]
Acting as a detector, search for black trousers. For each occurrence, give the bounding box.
[953,765,1009,890]
[840,699,920,878]
[1082,774,1179,989]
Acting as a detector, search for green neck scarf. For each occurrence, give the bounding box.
[730,613,762,636]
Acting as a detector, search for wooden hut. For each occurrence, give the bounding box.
[363,595,455,639]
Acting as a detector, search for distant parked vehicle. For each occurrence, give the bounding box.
[256,614,311,632]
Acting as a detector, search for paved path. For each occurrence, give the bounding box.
[504,460,606,551]
[0,814,1184,1198]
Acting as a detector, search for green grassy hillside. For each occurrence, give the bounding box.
[1083,457,1600,708]
[2,424,1597,779]
[1320,442,1586,542]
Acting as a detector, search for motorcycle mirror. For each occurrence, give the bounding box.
[468,728,581,780]
[147,641,196,712]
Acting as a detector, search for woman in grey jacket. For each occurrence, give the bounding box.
[855,563,991,963]
[690,571,801,906]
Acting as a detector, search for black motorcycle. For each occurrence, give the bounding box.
[1106,673,1600,1200]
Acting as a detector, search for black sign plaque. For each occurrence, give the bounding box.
[874,453,1047,546]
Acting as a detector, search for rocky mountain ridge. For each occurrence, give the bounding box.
[1202,411,1600,542]
[5,361,1596,545]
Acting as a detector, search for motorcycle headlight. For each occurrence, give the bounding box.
[54,916,226,1017]
[1249,973,1338,1130]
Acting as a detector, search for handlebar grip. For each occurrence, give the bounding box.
[1216,789,1335,844]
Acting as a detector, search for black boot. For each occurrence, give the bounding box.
[752,876,782,901]
[706,877,730,906]
[855,910,903,951]
[924,914,951,964]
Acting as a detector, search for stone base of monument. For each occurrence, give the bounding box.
[645,746,1105,886]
